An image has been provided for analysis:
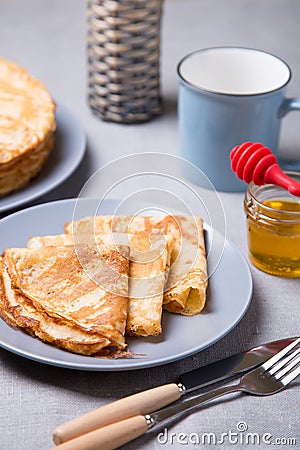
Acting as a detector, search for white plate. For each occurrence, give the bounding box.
[0,103,86,213]
[0,198,253,371]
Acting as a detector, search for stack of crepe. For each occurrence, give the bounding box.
[0,215,207,357]
[0,57,56,197]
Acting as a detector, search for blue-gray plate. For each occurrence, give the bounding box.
[0,198,253,371]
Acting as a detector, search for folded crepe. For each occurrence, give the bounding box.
[65,215,208,315]
[0,257,117,355]
[28,231,173,336]
[163,216,207,315]
[125,232,173,336]
[0,244,130,356]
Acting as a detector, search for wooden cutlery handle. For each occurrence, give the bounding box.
[51,415,148,450]
[53,383,181,444]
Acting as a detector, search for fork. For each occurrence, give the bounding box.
[52,338,300,450]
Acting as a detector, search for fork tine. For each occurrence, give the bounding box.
[281,364,300,386]
[268,348,300,376]
[262,337,300,370]
[274,351,300,380]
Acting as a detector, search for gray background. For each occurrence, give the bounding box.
[0,1,299,449]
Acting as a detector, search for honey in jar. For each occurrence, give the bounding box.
[244,172,300,277]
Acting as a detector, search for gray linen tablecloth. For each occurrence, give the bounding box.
[0,1,299,449]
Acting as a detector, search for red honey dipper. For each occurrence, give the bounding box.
[230,142,300,197]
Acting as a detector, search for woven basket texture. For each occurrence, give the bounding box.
[87,0,163,123]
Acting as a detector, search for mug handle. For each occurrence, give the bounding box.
[279,97,300,118]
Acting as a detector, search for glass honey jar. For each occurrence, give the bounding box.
[244,171,300,277]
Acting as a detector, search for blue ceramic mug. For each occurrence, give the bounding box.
[177,47,300,192]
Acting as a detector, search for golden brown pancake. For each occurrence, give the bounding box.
[125,232,173,336]
[1,244,130,355]
[0,257,114,355]
[0,256,18,329]
[163,216,207,315]
[1,214,207,358]
[0,58,56,197]
[28,231,174,336]
[64,215,207,315]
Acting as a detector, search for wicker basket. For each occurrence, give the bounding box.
[87,0,163,123]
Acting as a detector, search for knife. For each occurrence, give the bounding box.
[53,337,297,445]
